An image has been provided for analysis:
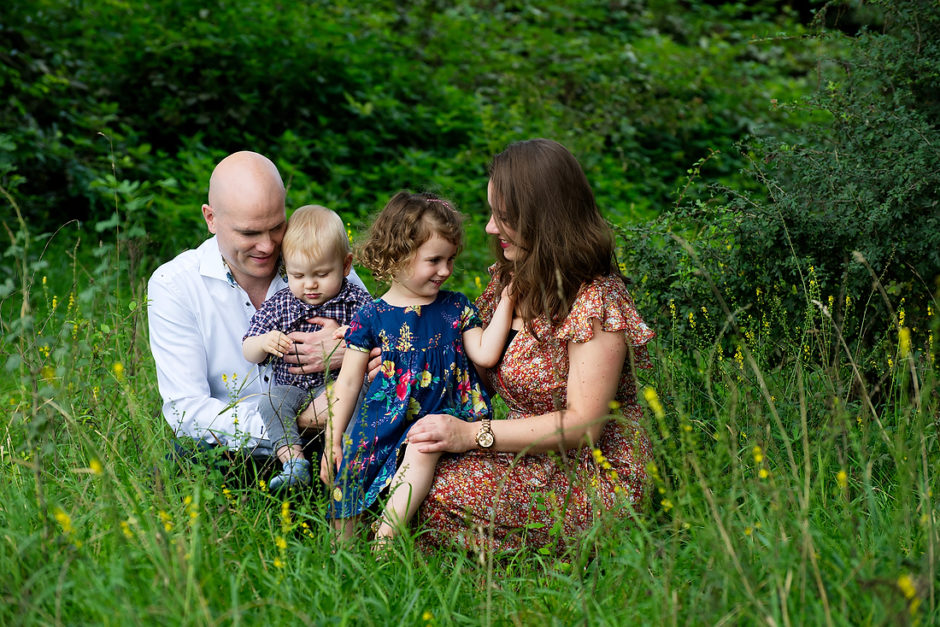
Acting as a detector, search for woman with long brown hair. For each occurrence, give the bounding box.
[406,138,655,552]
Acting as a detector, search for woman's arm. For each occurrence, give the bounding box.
[407,318,626,454]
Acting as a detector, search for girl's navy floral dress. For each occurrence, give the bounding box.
[330,290,492,518]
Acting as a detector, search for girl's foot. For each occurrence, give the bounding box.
[268,458,312,492]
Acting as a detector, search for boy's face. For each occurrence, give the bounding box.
[284,251,352,307]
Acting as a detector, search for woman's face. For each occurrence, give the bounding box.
[486,179,522,261]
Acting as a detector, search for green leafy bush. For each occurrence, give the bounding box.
[622,0,940,360]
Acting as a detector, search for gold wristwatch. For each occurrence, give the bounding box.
[476,418,494,449]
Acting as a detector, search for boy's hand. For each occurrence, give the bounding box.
[262,331,293,358]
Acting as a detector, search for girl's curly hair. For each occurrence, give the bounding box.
[356,191,464,284]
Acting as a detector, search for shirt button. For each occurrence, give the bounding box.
[264,376,269,382]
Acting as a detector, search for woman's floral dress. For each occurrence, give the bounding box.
[416,273,655,552]
[330,291,491,518]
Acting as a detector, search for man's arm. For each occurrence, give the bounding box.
[148,274,265,447]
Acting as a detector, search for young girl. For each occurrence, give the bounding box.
[320,191,513,543]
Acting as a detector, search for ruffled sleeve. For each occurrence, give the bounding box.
[554,275,655,368]
[344,300,378,353]
[454,292,483,332]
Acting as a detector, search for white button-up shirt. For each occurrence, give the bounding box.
[147,236,366,453]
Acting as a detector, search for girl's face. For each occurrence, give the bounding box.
[393,233,457,303]
[485,179,522,261]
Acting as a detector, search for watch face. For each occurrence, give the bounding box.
[477,430,494,448]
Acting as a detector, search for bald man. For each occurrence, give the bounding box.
[148,151,367,459]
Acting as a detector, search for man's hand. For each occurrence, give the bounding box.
[283,317,345,375]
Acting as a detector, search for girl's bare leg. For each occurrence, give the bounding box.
[373,447,441,541]
[332,515,358,542]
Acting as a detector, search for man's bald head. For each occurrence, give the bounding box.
[207,151,285,214]
[202,151,288,294]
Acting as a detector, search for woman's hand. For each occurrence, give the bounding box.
[406,413,476,454]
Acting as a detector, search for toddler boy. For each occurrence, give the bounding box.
[243,205,371,491]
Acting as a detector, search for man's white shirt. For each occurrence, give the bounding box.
[148,236,366,453]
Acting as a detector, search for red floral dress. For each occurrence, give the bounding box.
[416,272,655,553]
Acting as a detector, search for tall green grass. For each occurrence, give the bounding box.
[1,194,936,624]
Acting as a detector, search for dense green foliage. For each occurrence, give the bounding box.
[2,0,817,268]
[621,0,940,356]
[2,0,939,624]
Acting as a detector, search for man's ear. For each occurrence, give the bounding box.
[342,253,353,276]
[202,204,217,234]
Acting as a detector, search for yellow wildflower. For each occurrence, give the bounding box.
[53,507,73,534]
[660,499,673,512]
[120,520,134,539]
[836,469,848,489]
[275,536,287,550]
[89,459,103,475]
[422,610,434,622]
[112,362,125,381]
[752,446,763,464]
[158,510,173,532]
[642,387,665,419]
[898,574,917,599]
[898,327,911,358]
[274,557,285,569]
[758,468,770,479]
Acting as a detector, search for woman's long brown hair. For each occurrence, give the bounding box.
[488,138,621,331]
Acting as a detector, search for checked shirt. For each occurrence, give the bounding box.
[243,279,372,390]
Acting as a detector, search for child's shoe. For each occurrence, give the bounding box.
[268,458,312,492]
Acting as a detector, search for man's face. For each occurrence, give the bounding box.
[203,197,287,286]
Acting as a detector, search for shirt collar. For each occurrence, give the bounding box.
[280,278,356,328]
[197,236,287,291]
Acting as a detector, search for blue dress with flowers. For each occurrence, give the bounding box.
[330,290,492,518]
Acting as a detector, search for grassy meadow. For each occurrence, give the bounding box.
[1,186,937,625]
[2,0,939,624]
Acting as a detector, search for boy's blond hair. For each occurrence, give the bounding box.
[282,205,351,265]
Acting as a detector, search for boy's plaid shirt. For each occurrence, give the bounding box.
[243,279,373,390]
